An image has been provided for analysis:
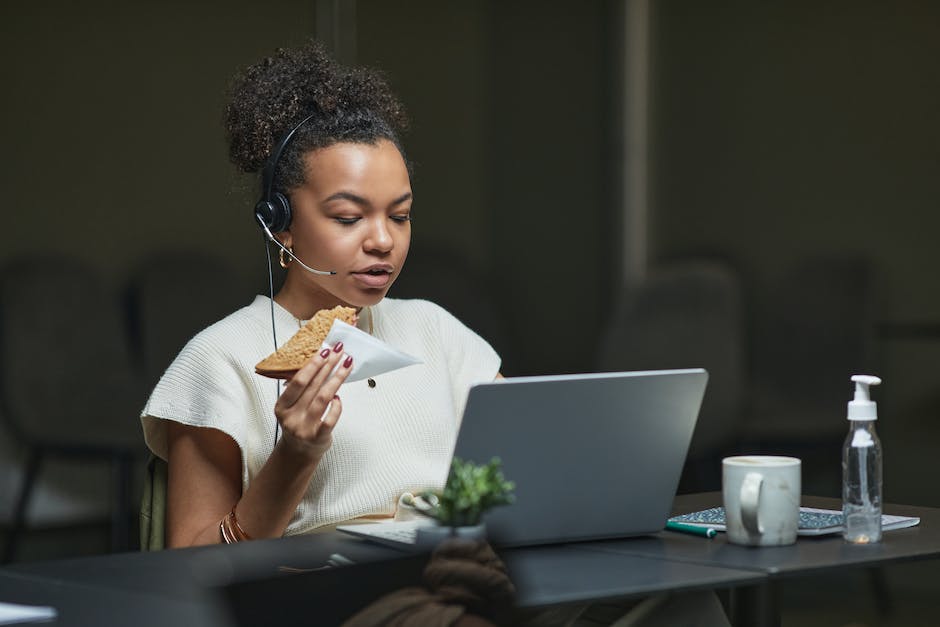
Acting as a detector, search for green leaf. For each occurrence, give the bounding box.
[420,457,515,526]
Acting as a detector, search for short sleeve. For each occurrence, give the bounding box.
[430,304,501,418]
[139,330,254,464]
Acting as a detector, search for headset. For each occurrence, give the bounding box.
[254,113,316,234]
[255,113,337,447]
[253,113,336,276]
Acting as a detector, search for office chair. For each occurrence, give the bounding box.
[597,259,747,491]
[126,250,247,389]
[744,255,877,491]
[0,256,146,562]
[746,254,888,615]
[389,241,512,368]
[126,250,248,551]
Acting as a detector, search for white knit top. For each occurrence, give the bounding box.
[140,295,501,535]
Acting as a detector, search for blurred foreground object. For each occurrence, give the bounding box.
[341,540,515,627]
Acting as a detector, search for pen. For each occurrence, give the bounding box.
[665,520,717,538]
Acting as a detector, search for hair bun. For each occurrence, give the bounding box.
[224,40,408,179]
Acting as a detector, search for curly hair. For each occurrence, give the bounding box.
[224,41,410,194]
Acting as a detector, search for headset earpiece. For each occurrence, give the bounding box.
[254,192,291,234]
[254,113,317,234]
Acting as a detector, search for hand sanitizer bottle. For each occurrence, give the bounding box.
[843,375,883,544]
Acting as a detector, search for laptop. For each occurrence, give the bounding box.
[338,368,708,548]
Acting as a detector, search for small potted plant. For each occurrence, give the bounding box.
[416,456,515,547]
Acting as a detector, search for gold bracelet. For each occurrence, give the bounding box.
[219,506,253,544]
[230,507,252,540]
[219,517,234,544]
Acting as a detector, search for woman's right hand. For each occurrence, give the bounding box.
[273,342,353,462]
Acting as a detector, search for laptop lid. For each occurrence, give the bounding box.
[454,368,708,547]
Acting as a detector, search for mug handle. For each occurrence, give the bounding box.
[740,472,764,535]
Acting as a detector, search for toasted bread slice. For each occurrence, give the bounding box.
[255,305,358,379]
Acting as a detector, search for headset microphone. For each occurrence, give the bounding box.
[256,113,338,450]
[255,214,337,276]
[254,112,336,276]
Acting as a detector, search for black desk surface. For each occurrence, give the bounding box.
[216,544,763,627]
[502,544,760,608]
[0,569,223,627]
[2,493,938,626]
[2,533,406,627]
[0,508,763,626]
[581,493,940,578]
[6,530,403,598]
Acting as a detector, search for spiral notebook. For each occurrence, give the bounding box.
[669,506,920,537]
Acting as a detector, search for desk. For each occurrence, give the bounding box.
[0,530,761,626]
[0,569,218,627]
[502,545,759,609]
[2,532,406,627]
[1,494,937,626]
[580,493,940,625]
[218,544,763,626]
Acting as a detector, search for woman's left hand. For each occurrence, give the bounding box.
[274,342,353,462]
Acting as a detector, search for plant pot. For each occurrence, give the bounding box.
[414,523,487,549]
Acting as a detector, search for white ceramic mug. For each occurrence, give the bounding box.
[722,455,801,546]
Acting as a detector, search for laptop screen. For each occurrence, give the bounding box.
[453,369,708,547]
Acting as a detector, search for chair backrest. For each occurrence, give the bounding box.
[0,255,145,448]
[128,252,248,550]
[596,259,746,459]
[139,454,167,551]
[749,254,877,437]
[127,251,246,388]
[389,242,512,364]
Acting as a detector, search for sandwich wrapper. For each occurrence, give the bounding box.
[323,320,421,382]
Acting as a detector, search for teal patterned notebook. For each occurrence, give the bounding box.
[669,506,920,536]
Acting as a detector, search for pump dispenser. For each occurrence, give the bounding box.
[843,374,883,543]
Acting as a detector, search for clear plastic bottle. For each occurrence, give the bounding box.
[842,375,883,544]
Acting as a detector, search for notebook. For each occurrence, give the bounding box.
[338,368,708,549]
[669,506,920,537]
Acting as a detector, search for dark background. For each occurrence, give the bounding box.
[1,0,939,572]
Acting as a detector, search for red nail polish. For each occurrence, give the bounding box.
[333,342,344,353]
[343,355,353,368]
[333,394,340,401]
[320,348,331,358]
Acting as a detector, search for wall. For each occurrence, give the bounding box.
[358,1,614,375]
[651,0,940,320]
[649,0,940,501]
[2,1,330,288]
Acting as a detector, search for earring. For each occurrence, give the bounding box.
[279,246,292,269]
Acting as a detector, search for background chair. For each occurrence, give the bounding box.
[596,259,747,492]
[125,250,247,552]
[389,242,513,371]
[126,250,248,389]
[0,256,147,561]
[744,254,878,495]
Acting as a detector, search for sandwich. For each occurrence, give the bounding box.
[255,305,358,379]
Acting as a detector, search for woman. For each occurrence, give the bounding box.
[141,41,500,548]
